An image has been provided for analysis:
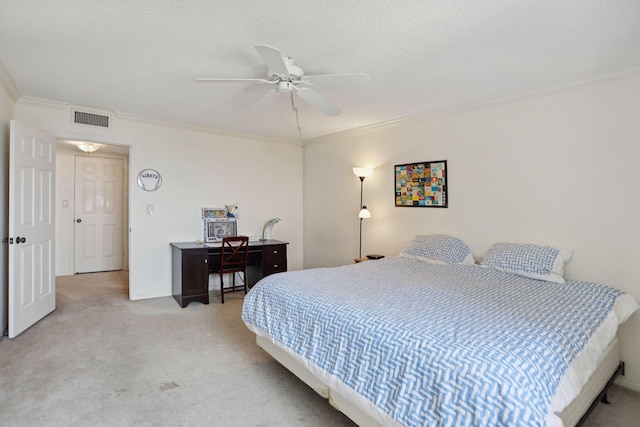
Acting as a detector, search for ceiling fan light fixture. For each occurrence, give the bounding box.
[278,81,294,93]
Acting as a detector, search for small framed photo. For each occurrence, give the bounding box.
[395,160,448,207]
[202,207,227,219]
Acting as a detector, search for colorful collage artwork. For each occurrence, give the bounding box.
[395,160,448,207]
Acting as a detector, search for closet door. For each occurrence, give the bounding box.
[74,156,124,273]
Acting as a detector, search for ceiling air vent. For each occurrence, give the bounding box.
[73,110,109,128]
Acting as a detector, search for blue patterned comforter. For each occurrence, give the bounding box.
[241,257,635,426]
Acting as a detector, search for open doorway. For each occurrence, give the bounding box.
[55,140,130,290]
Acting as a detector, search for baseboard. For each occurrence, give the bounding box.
[615,376,640,393]
[130,290,172,301]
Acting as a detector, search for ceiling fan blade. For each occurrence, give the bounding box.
[303,73,371,85]
[255,45,290,78]
[250,88,280,110]
[295,87,342,116]
[196,78,273,83]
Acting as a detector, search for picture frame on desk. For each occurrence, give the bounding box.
[204,218,237,243]
[202,207,227,219]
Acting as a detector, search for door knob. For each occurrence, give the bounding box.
[76,218,82,223]
[15,237,26,244]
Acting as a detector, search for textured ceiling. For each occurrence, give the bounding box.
[1,0,639,142]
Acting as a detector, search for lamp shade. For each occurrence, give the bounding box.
[352,167,372,178]
[359,206,371,218]
[261,218,281,240]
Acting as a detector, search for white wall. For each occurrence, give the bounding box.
[303,72,640,390]
[0,78,16,335]
[16,98,303,300]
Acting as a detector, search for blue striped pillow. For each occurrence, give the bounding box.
[400,234,475,265]
[480,242,572,283]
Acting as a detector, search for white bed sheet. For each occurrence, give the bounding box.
[550,293,637,414]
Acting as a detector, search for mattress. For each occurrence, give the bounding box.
[242,257,637,426]
[253,331,620,427]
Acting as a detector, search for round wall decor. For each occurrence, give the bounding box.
[137,169,162,191]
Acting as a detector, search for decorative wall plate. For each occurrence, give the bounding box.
[137,169,162,191]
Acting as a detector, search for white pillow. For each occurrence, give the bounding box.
[480,242,572,283]
[400,234,475,265]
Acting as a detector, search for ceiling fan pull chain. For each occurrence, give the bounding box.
[290,92,303,143]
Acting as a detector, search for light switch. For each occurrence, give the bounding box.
[147,204,154,214]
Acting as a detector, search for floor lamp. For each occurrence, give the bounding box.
[353,167,371,259]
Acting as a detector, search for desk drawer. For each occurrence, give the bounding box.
[263,244,287,276]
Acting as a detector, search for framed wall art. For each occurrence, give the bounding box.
[394,160,448,207]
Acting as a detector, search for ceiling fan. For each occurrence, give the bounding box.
[196,45,370,116]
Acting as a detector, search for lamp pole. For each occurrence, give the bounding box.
[359,176,365,258]
[353,167,372,260]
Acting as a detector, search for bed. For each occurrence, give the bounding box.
[241,237,638,427]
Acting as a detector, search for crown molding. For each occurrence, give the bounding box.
[113,111,298,146]
[0,61,21,102]
[304,67,640,146]
[17,96,299,146]
[18,96,70,110]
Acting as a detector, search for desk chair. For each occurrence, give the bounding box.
[212,236,249,303]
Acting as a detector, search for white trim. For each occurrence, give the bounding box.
[16,96,299,146]
[0,61,21,102]
[113,110,297,145]
[304,67,640,146]
[615,376,640,393]
[19,96,69,110]
[15,67,640,147]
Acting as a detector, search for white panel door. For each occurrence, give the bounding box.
[8,120,56,338]
[74,156,124,273]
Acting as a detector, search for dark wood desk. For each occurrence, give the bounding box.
[170,240,288,307]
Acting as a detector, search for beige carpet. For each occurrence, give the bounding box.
[0,272,356,426]
[0,271,638,426]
